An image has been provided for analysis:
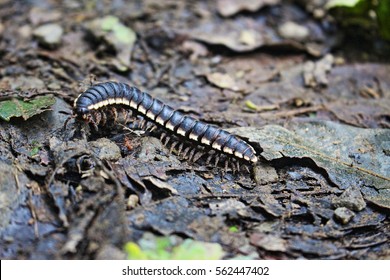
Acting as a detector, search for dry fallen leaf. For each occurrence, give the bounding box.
[217,0,280,17]
[206,72,240,91]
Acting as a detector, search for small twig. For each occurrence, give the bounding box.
[27,191,40,239]
[139,38,157,73]
[260,105,324,119]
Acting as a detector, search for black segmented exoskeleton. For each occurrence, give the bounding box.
[74,82,258,167]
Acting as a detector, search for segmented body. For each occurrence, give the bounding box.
[74,82,258,164]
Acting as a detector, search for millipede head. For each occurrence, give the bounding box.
[74,106,89,119]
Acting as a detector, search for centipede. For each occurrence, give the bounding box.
[73,81,258,171]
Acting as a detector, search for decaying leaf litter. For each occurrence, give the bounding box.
[0,0,389,260]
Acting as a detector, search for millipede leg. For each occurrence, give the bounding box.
[123,109,132,124]
[120,108,126,116]
[89,115,99,131]
[149,125,157,133]
[129,119,143,130]
[160,132,166,142]
[143,123,151,132]
[110,107,118,122]
[214,155,220,167]
[163,136,171,146]
[139,119,146,130]
[92,111,102,126]
[177,143,184,155]
[193,151,204,163]
[188,149,196,161]
[145,123,156,132]
[169,141,179,153]
[103,111,109,126]
[231,160,237,173]
[63,115,74,131]
[182,147,191,159]
[206,154,213,165]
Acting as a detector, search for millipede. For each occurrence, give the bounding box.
[73,81,258,171]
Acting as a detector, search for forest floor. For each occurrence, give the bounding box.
[0,0,389,259]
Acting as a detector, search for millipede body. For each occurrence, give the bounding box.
[74,82,258,164]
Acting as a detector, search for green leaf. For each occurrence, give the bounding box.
[29,140,41,157]
[86,15,136,71]
[326,0,390,40]
[101,15,119,31]
[0,95,55,121]
[326,0,363,8]
[229,226,239,232]
[245,100,259,111]
[30,146,40,157]
[326,0,373,27]
[377,0,390,40]
[171,239,224,260]
[125,235,225,260]
[124,242,148,260]
[100,16,136,44]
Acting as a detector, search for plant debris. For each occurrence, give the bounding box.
[0,95,55,121]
